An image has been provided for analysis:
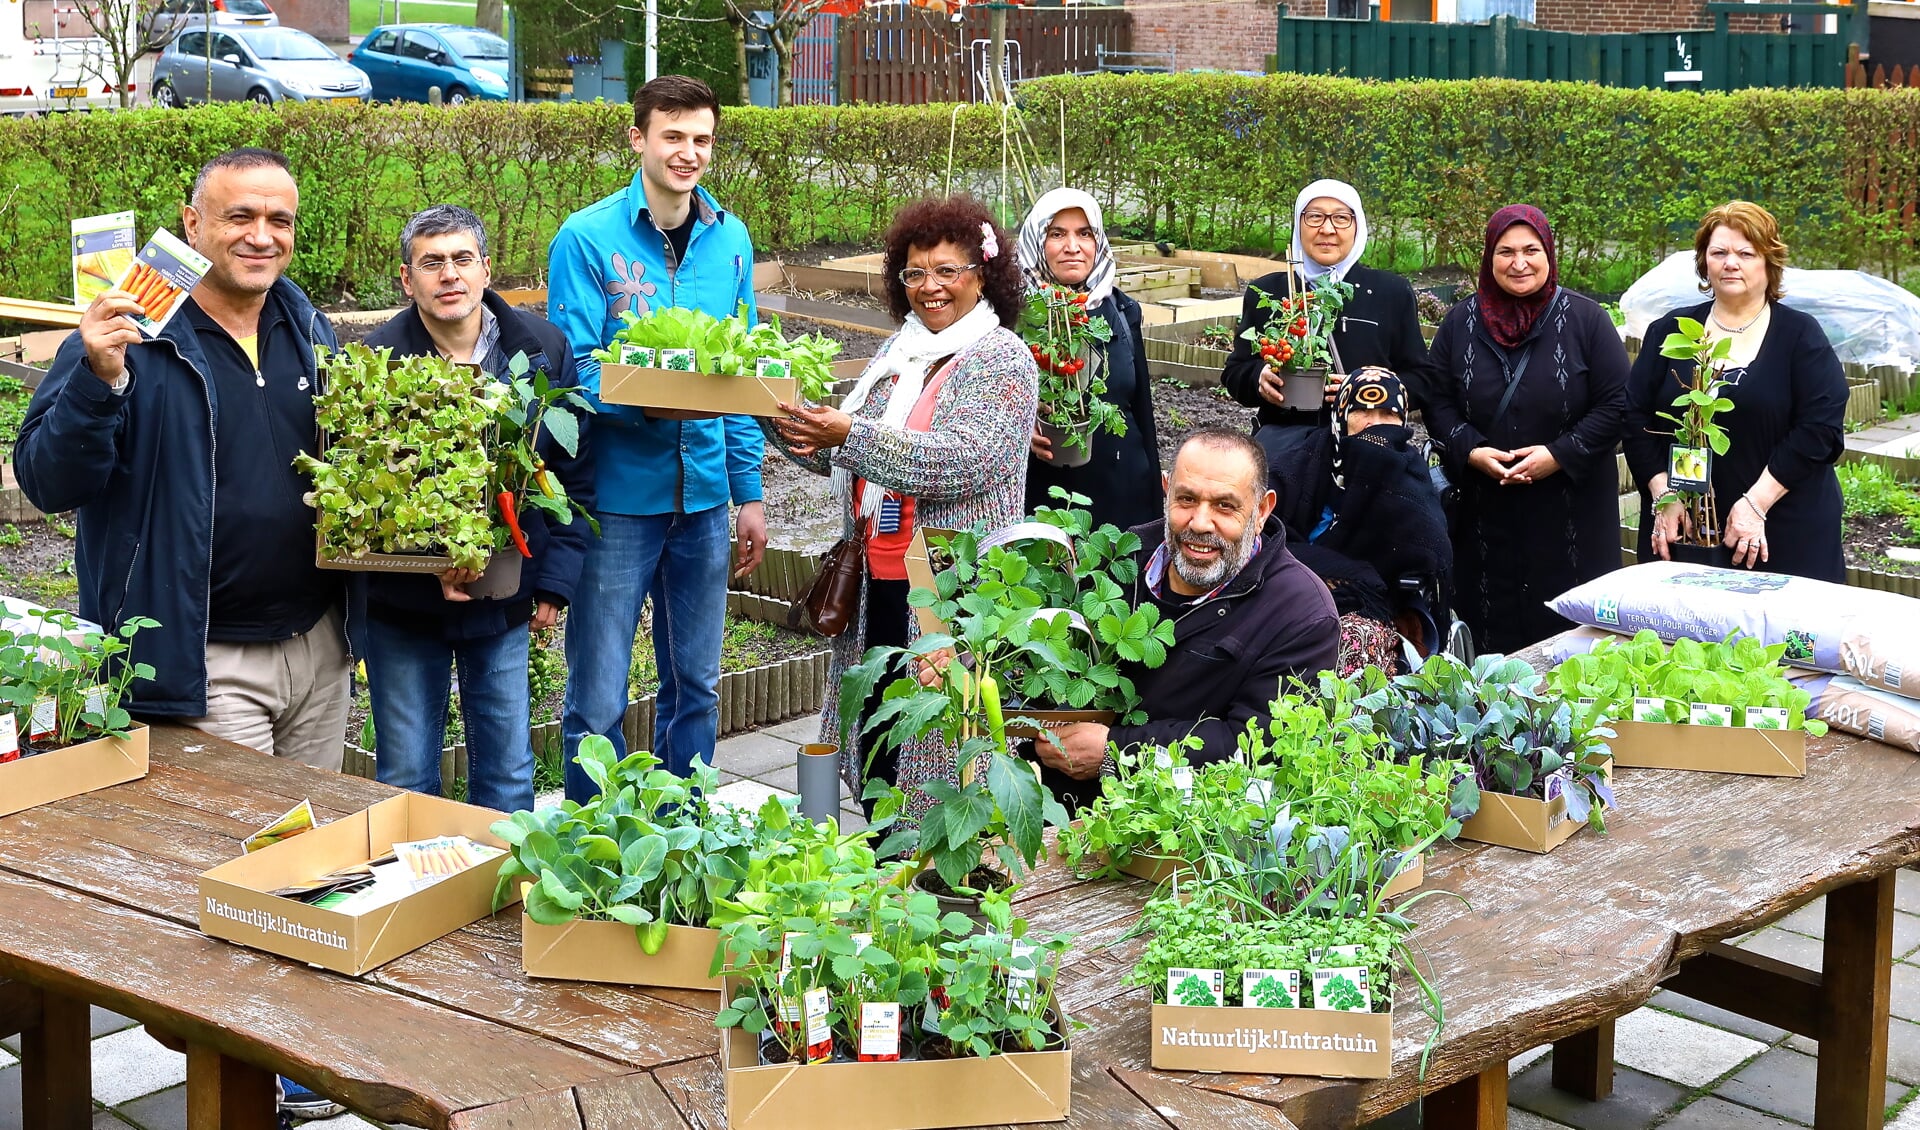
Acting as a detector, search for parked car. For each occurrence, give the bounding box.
[350,23,510,104]
[143,0,277,40]
[151,26,369,106]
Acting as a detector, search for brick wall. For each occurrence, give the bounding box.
[1128,0,1306,73]
[1533,0,1774,33]
[271,0,349,42]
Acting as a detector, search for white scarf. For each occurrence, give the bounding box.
[1290,179,1370,284]
[1016,187,1118,307]
[835,298,1000,523]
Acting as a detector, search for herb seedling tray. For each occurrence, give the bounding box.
[1150,999,1392,1078]
[1101,849,1421,898]
[0,724,149,818]
[1457,759,1614,854]
[719,977,1071,1129]
[521,913,723,992]
[1604,719,1804,777]
[600,362,796,419]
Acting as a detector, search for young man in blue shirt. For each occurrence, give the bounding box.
[547,75,764,797]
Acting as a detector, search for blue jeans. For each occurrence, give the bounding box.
[562,506,729,801]
[365,615,535,814]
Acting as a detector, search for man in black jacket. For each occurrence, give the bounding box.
[16,147,359,771]
[1038,429,1339,791]
[360,205,594,814]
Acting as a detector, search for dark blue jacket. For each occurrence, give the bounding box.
[14,277,363,717]
[360,291,596,641]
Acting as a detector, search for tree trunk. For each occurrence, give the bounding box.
[474,0,504,35]
[732,17,750,105]
[772,25,792,106]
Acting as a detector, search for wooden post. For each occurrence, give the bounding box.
[1815,872,1894,1129]
[185,1045,278,1130]
[18,989,90,1130]
[1424,1064,1508,1130]
[988,2,1008,101]
[1553,1021,1616,1100]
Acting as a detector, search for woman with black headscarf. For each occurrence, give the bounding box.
[1419,205,1628,654]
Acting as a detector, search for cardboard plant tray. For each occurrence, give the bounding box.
[313,531,456,574]
[1004,709,1116,740]
[1150,1001,1391,1079]
[198,791,514,976]
[600,362,797,419]
[1457,760,1614,855]
[1604,719,1804,778]
[0,724,148,819]
[522,914,722,991]
[719,978,1071,1130]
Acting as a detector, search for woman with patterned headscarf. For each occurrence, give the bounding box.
[1419,205,1628,653]
[1223,179,1425,438]
[1015,188,1162,532]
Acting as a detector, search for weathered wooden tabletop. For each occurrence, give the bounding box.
[2,723,1917,1129]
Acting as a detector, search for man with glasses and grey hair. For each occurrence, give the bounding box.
[360,204,594,814]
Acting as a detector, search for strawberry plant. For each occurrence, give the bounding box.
[593,303,843,403]
[1240,274,1355,374]
[0,609,157,756]
[1018,283,1122,455]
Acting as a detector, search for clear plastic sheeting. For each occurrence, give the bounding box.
[1620,251,1920,371]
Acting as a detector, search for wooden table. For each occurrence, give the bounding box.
[0,725,1916,1129]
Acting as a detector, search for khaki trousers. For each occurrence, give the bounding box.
[178,605,351,771]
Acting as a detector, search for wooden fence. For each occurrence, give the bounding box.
[837,5,1132,105]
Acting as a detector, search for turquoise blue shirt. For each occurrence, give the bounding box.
[547,173,761,515]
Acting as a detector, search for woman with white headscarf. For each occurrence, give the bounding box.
[1223,179,1425,438]
[1015,188,1162,532]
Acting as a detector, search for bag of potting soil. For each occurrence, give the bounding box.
[1799,673,1920,754]
[1546,563,1920,696]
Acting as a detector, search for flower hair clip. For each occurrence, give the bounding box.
[979,222,999,261]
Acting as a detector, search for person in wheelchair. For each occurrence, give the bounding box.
[1268,368,1455,670]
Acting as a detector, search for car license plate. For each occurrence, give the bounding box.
[53,85,88,98]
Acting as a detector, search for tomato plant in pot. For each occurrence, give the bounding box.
[470,352,598,599]
[1240,272,1355,410]
[1650,317,1737,568]
[1019,282,1121,467]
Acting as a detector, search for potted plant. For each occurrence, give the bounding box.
[1019,282,1121,467]
[1239,272,1355,409]
[1649,317,1738,567]
[469,351,597,599]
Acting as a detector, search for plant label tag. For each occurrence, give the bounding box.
[0,714,16,763]
[755,356,792,380]
[1310,944,1363,966]
[1241,968,1299,1009]
[28,696,56,743]
[1167,967,1224,1007]
[1170,764,1193,796]
[1633,696,1668,724]
[1006,940,1040,1009]
[1690,702,1733,727]
[1312,966,1373,1013]
[615,343,655,367]
[81,684,108,720]
[1153,747,1174,770]
[1668,444,1711,492]
[1746,705,1789,730]
[858,1002,900,1060]
[1245,779,1273,807]
[778,930,804,981]
[803,987,832,1063]
[658,347,697,372]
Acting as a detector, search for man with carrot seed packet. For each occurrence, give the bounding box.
[546,74,764,798]
[360,205,595,814]
[15,147,359,777]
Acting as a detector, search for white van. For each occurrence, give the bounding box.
[0,0,129,114]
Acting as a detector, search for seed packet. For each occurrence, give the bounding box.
[73,211,136,306]
[1689,702,1733,727]
[1166,967,1224,1007]
[114,229,211,338]
[615,343,655,367]
[392,836,504,888]
[1311,966,1373,1013]
[1745,705,1789,730]
[1241,968,1299,1009]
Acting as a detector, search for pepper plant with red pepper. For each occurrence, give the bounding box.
[1018,283,1125,454]
[1241,274,1356,374]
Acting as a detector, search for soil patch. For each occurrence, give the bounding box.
[1845,511,1920,577]
[0,518,79,609]
[1150,379,1257,468]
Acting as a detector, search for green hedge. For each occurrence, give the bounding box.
[2,73,1919,305]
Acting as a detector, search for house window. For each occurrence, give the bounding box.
[1327,0,1368,17]
[1454,0,1536,19]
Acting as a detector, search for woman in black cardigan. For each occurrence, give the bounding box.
[1421,205,1627,654]
[1222,179,1426,438]
[1016,189,1162,532]
[1624,201,1846,581]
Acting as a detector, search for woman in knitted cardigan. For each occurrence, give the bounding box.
[767,196,1039,812]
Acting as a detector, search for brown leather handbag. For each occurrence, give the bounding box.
[792,524,867,638]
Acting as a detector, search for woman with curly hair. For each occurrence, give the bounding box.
[767,195,1038,812]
